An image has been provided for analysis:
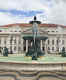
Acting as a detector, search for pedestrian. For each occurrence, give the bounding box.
[3,47,8,56]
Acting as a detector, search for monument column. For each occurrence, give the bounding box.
[41,40,43,50]
[26,40,28,52]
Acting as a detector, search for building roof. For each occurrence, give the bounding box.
[0,23,66,28]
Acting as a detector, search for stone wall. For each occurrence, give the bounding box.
[0,62,66,80]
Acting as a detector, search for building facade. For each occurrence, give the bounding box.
[0,23,66,54]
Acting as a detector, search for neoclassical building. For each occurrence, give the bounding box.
[0,23,66,54]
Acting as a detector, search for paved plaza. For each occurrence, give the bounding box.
[0,54,66,63]
[0,54,66,80]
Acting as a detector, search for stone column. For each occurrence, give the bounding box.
[17,36,19,54]
[41,40,43,51]
[45,40,48,55]
[22,38,24,53]
[26,40,28,52]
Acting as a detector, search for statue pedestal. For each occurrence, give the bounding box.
[32,56,37,60]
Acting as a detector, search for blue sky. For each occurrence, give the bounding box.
[0,9,44,17]
[0,0,66,25]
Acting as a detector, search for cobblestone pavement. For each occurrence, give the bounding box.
[0,54,66,80]
[0,70,66,80]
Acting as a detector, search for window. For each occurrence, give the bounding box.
[19,31,21,32]
[48,40,50,45]
[4,39,6,44]
[62,40,64,45]
[57,40,58,45]
[10,46,12,50]
[48,47,50,50]
[10,39,12,44]
[10,37,13,44]
[18,47,21,51]
[0,39,1,44]
[19,40,21,44]
[62,47,65,51]
[14,46,16,51]
[52,47,54,51]
[52,40,54,45]
[52,31,54,32]
[14,39,16,44]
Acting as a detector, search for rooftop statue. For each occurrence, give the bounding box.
[34,16,36,21]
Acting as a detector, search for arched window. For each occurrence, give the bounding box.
[52,40,54,45]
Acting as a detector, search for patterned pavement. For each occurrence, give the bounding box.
[0,70,66,80]
[0,54,66,80]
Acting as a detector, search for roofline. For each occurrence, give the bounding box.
[0,23,66,28]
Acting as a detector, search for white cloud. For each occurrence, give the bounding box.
[47,0,66,25]
[0,12,13,25]
[0,12,33,25]
[0,0,48,11]
[0,0,49,25]
[0,0,66,25]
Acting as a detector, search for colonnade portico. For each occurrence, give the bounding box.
[22,39,46,53]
